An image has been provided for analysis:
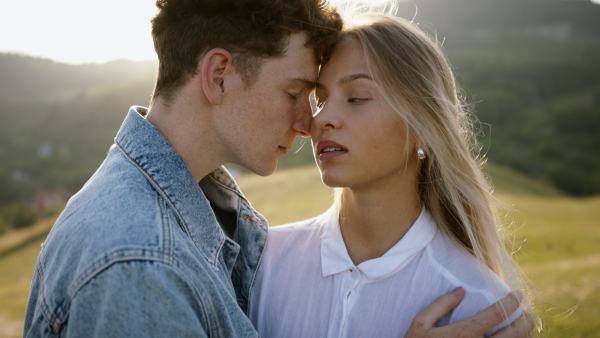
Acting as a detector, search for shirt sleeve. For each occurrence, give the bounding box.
[63,260,211,337]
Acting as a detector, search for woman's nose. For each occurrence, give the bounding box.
[312,101,340,131]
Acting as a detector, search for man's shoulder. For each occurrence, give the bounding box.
[38,149,180,282]
[59,150,165,242]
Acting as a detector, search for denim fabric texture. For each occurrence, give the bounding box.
[23,107,267,337]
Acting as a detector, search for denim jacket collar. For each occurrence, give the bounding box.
[114,107,268,313]
[115,107,226,266]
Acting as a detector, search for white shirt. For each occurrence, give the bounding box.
[249,208,521,338]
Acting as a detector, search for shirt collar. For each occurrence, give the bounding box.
[115,107,226,266]
[321,207,437,281]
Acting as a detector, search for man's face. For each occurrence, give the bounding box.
[218,33,318,176]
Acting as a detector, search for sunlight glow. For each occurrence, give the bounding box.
[329,0,394,4]
[1,0,598,64]
[0,0,158,64]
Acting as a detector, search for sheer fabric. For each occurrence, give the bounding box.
[249,208,521,337]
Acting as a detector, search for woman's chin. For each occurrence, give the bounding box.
[319,173,348,188]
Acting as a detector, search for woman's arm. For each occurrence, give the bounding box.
[405,287,534,337]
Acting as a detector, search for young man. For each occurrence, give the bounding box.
[24,0,532,336]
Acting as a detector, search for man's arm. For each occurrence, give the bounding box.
[405,287,535,338]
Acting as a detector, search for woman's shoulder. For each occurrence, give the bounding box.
[425,230,511,299]
[264,214,327,251]
[426,231,522,334]
[268,214,324,239]
[258,214,327,280]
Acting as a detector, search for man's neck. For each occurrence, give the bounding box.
[146,95,225,182]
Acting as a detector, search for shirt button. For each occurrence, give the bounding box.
[351,269,359,279]
[338,312,343,320]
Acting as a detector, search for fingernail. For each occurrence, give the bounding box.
[452,286,463,294]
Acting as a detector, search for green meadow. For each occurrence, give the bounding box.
[1,164,598,337]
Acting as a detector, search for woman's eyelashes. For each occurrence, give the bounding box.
[315,96,370,110]
[315,92,327,109]
[314,87,371,110]
[348,97,370,104]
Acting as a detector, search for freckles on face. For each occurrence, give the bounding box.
[223,33,318,175]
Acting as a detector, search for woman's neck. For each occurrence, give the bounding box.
[339,175,421,265]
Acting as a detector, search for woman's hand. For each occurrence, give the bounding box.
[405,287,534,337]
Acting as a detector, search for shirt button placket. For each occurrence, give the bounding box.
[339,268,361,337]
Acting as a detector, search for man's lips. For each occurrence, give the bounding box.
[278,146,288,155]
[278,144,293,156]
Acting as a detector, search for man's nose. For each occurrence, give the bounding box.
[292,100,313,137]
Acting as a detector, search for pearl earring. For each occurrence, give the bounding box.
[417,148,426,160]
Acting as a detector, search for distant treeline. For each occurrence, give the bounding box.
[0,57,157,231]
[1,0,599,230]
[423,0,600,196]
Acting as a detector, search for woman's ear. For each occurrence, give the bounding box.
[201,48,234,105]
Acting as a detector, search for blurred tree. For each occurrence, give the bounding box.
[0,204,36,230]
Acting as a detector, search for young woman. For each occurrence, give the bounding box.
[249,13,534,337]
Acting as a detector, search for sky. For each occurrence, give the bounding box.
[1,0,599,65]
[0,0,159,64]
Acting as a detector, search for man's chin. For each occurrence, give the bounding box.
[248,160,278,177]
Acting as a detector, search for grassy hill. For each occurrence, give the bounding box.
[1,164,598,336]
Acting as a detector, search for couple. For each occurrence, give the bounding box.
[24,0,534,336]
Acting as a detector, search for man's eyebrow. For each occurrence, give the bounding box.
[316,73,373,90]
[289,77,317,89]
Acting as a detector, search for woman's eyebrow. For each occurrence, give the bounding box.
[316,73,374,90]
[338,73,373,85]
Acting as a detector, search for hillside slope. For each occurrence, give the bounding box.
[1,165,599,336]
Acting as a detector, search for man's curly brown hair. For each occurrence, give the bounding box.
[151,0,342,103]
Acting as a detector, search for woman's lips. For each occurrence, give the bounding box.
[316,140,347,161]
[319,149,347,161]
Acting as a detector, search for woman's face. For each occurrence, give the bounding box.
[311,38,419,190]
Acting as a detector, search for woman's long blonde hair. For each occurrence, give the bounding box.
[327,10,536,324]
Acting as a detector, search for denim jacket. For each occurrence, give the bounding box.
[23,107,267,337]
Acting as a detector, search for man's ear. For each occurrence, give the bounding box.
[201,48,235,105]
